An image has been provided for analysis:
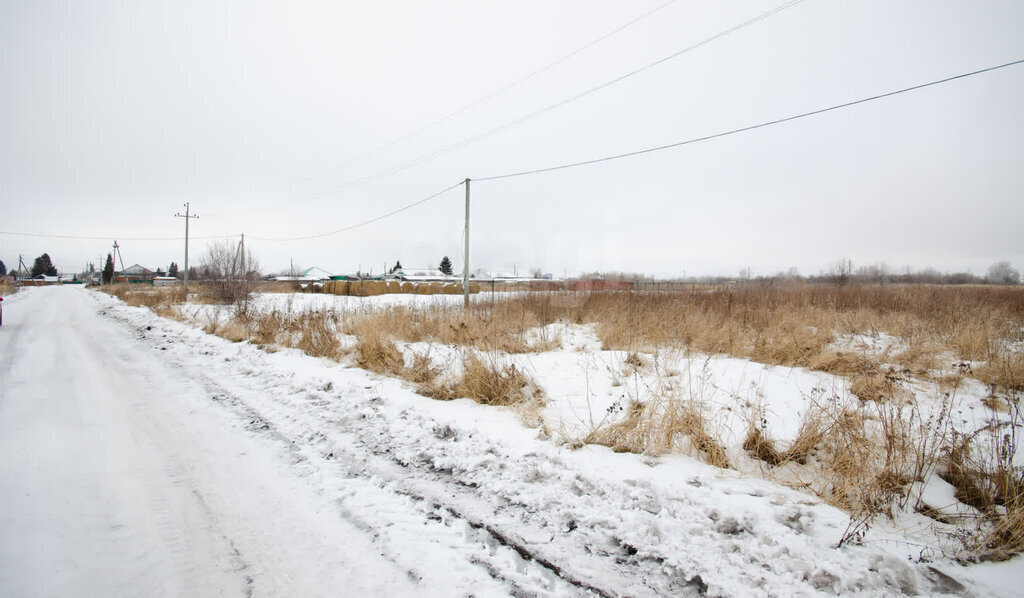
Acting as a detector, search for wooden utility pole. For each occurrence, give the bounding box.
[463,178,471,309]
[175,203,199,294]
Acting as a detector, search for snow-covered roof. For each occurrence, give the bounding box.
[273,276,322,282]
[472,272,536,281]
[394,269,453,281]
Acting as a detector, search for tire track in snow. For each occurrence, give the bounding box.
[196,383,580,597]
[92,291,961,597]
[101,302,706,597]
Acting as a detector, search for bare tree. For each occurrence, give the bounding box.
[855,262,890,285]
[987,261,1021,285]
[199,239,261,311]
[827,258,853,285]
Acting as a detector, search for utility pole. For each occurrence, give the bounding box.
[463,178,471,309]
[112,241,125,271]
[175,203,199,294]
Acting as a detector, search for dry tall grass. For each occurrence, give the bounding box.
[583,285,1023,387]
[354,325,404,375]
[96,281,1024,559]
[584,358,731,467]
[318,284,1024,392]
[941,395,1024,561]
[96,284,188,318]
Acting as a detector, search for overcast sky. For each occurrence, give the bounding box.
[2,0,1022,278]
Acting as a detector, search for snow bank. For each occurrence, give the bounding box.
[82,287,1024,596]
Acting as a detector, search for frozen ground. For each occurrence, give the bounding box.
[1,286,1021,596]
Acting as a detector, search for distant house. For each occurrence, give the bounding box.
[21,275,61,286]
[393,269,452,282]
[474,271,535,282]
[273,266,334,282]
[119,264,155,284]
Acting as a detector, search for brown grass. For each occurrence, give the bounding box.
[941,398,1024,561]
[424,353,537,407]
[586,397,730,466]
[847,368,910,404]
[96,285,188,316]
[332,283,1023,394]
[294,310,343,359]
[586,284,1022,375]
[98,281,1024,401]
[455,354,535,406]
[354,326,404,375]
[743,405,826,470]
[94,280,1024,559]
[977,352,1024,392]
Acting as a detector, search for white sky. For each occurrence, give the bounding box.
[2,0,1022,278]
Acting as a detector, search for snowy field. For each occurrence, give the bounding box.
[2,285,1022,596]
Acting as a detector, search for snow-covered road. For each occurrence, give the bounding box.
[0,287,450,596]
[0,287,1011,597]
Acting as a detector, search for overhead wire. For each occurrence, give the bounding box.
[7,58,1020,247]
[12,58,1018,247]
[0,181,465,244]
[474,58,1024,182]
[0,230,240,242]
[292,0,681,189]
[309,0,807,198]
[248,180,466,242]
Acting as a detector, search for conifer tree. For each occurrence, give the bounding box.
[102,254,115,284]
[439,256,453,275]
[31,253,58,277]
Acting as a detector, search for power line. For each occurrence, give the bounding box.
[292,0,680,189]
[0,230,239,242]
[474,58,1024,182]
[0,182,464,245]
[12,59,1018,249]
[249,180,465,242]
[309,0,806,198]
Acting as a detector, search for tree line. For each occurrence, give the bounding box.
[0,254,59,278]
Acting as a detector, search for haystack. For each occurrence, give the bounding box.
[365,281,387,296]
